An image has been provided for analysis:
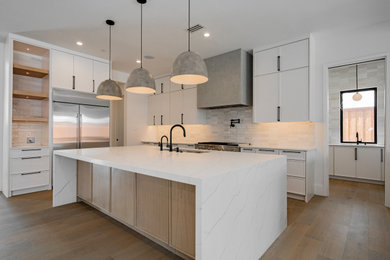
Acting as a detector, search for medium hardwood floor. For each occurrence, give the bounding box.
[0,179,389,260]
[261,179,390,260]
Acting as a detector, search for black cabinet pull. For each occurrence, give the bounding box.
[355,148,357,160]
[282,150,301,154]
[161,83,164,93]
[259,149,275,153]
[93,79,95,92]
[21,171,41,176]
[161,115,163,125]
[181,113,184,124]
[21,148,41,152]
[153,115,155,126]
[381,148,383,162]
[21,156,42,160]
[277,56,281,71]
[181,84,184,90]
[277,106,281,121]
[72,76,75,89]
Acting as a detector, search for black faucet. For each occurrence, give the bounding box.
[356,132,362,145]
[159,135,169,151]
[169,124,186,152]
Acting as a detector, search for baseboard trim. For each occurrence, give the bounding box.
[11,185,52,196]
[329,175,384,185]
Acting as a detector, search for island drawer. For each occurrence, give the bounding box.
[287,160,306,178]
[11,170,50,191]
[10,147,50,158]
[256,148,278,154]
[10,156,50,174]
[280,150,305,160]
[241,148,256,153]
[287,176,305,195]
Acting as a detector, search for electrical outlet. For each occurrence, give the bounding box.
[27,137,35,144]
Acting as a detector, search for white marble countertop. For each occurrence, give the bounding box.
[329,143,384,148]
[239,144,316,151]
[54,145,283,186]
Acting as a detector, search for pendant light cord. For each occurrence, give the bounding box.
[355,64,358,91]
[188,0,190,52]
[140,3,143,68]
[109,24,112,79]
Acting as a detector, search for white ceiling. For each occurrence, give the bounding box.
[1,0,389,77]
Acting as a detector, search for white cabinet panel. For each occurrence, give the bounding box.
[287,160,306,178]
[241,148,257,153]
[159,93,170,125]
[356,148,382,181]
[254,47,279,76]
[256,148,278,155]
[253,73,279,122]
[170,91,183,125]
[93,61,109,93]
[170,82,182,92]
[155,76,170,94]
[74,55,93,93]
[279,39,309,71]
[10,156,50,174]
[182,88,201,124]
[279,67,309,122]
[51,50,74,90]
[147,95,159,125]
[11,171,50,191]
[329,146,334,176]
[334,147,356,178]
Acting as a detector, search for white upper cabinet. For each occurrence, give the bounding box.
[148,95,159,125]
[73,55,93,93]
[279,40,309,71]
[254,47,279,76]
[170,82,182,92]
[159,93,170,125]
[51,49,108,94]
[51,50,74,90]
[182,88,205,124]
[253,38,310,123]
[93,61,109,93]
[170,91,183,125]
[155,76,170,94]
[253,73,279,122]
[279,67,309,122]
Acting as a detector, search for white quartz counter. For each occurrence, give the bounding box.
[53,145,287,260]
[54,145,282,185]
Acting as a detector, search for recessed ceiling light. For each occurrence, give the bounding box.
[76,41,83,46]
[203,32,210,38]
[136,59,141,64]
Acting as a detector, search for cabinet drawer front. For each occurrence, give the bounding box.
[287,160,306,177]
[10,156,50,174]
[280,150,305,160]
[11,170,50,191]
[287,176,305,195]
[256,148,278,155]
[10,147,49,158]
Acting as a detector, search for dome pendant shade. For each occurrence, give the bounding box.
[96,79,123,100]
[353,92,362,101]
[126,67,156,94]
[171,51,208,85]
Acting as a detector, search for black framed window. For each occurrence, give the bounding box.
[340,88,377,143]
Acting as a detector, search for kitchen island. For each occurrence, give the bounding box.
[53,145,287,260]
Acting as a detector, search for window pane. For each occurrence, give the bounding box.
[341,89,376,143]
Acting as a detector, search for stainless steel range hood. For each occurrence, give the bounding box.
[197,49,252,109]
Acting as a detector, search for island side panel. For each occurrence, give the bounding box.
[53,154,77,207]
[199,157,287,260]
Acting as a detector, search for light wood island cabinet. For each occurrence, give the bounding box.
[92,165,111,212]
[77,161,92,202]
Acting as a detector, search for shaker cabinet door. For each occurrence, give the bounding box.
[74,55,94,93]
[254,47,279,76]
[279,39,309,71]
[93,61,109,93]
[334,147,356,178]
[356,148,382,181]
[170,91,183,125]
[51,50,74,90]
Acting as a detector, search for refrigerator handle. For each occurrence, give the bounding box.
[77,113,82,149]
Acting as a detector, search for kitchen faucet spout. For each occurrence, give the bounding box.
[169,124,186,152]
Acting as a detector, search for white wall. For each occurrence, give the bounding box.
[0,41,4,191]
[312,20,390,205]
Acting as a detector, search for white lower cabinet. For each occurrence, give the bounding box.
[240,147,314,202]
[331,145,384,181]
[9,147,50,193]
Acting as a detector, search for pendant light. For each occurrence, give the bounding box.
[96,20,123,101]
[170,0,208,85]
[126,0,156,94]
[352,64,362,101]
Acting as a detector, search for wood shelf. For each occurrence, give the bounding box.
[13,64,49,78]
[13,90,48,100]
[12,116,49,123]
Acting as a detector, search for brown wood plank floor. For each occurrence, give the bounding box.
[261,179,390,260]
[1,179,389,260]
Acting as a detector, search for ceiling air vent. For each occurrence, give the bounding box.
[188,24,204,33]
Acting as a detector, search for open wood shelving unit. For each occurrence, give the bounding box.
[12,41,50,148]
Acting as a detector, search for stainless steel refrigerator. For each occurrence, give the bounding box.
[53,88,110,150]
